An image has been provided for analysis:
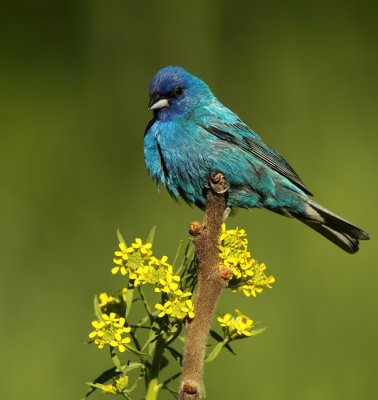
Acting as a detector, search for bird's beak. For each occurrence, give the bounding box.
[148,93,169,110]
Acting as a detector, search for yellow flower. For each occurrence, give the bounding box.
[233,309,254,337]
[156,297,195,320]
[173,289,192,298]
[115,375,129,392]
[217,313,233,328]
[88,320,105,339]
[89,313,131,352]
[114,242,134,259]
[99,384,117,394]
[111,237,153,279]
[218,224,250,273]
[110,332,131,352]
[95,375,128,395]
[131,238,153,256]
[155,301,172,318]
[102,312,118,325]
[141,256,170,284]
[111,264,127,276]
[94,337,106,349]
[128,266,147,286]
[219,224,247,245]
[98,292,117,308]
[218,309,254,338]
[97,290,126,316]
[181,299,195,319]
[155,265,181,294]
[238,263,276,297]
[220,224,275,298]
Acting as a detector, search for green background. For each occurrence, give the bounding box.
[1,1,377,399]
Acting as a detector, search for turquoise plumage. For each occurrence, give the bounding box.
[144,66,369,253]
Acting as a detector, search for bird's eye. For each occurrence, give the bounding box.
[175,86,183,96]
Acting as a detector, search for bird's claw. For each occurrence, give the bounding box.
[205,172,229,194]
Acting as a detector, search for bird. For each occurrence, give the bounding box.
[144,66,370,253]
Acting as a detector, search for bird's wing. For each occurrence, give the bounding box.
[202,112,313,196]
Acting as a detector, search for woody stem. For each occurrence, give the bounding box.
[179,173,229,400]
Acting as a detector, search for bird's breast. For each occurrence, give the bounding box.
[150,120,216,204]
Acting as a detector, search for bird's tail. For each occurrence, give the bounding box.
[293,200,370,254]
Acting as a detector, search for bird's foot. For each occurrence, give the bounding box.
[205,172,230,194]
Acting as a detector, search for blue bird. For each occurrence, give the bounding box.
[144,66,369,253]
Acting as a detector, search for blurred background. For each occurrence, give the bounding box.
[1,1,377,399]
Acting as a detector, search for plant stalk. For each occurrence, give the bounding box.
[145,334,164,400]
[179,173,229,400]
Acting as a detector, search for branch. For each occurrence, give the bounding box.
[179,173,229,400]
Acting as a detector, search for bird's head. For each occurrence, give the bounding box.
[148,66,213,120]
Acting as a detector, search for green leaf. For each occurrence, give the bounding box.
[93,295,102,320]
[201,380,207,400]
[233,327,267,341]
[161,373,181,398]
[177,335,185,344]
[146,225,157,245]
[162,385,179,398]
[84,382,107,398]
[166,346,182,365]
[165,322,182,346]
[90,366,119,383]
[162,372,181,386]
[205,340,226,363]
[160,355,169,371]
[117,229,126,245]
[124,361,145,373]
[132,314,151,329]
[172,239,183,268]
[138,286,153,318]
[250,327,267,336]
[209,330,236,354]
[125,344,150,357]
[224,342,236,355]
[147,334,157,356]
[125,367,145,394]
[86,383,108,390]
[110,348,123,370]
[209,330,224,343]
[141,330,157,353]
[83,366,119,398]
[176,240,195,276]
[125,288,134,318]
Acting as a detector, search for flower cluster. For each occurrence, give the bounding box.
[86,227,274,399]
[111,239,152,278]
[111,240,184,293]
[218,224,275,297]
[89,312,131,352]
[155,296,195,320]
[97,289,127,315]
[217,309,254,338]
[96,375,129,395]
[111,236,195,321]
[98,292,117,308]
[239,262,275,297]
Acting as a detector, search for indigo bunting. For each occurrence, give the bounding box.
[144,66,369,253]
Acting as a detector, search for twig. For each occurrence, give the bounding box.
[179,173,229,400]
